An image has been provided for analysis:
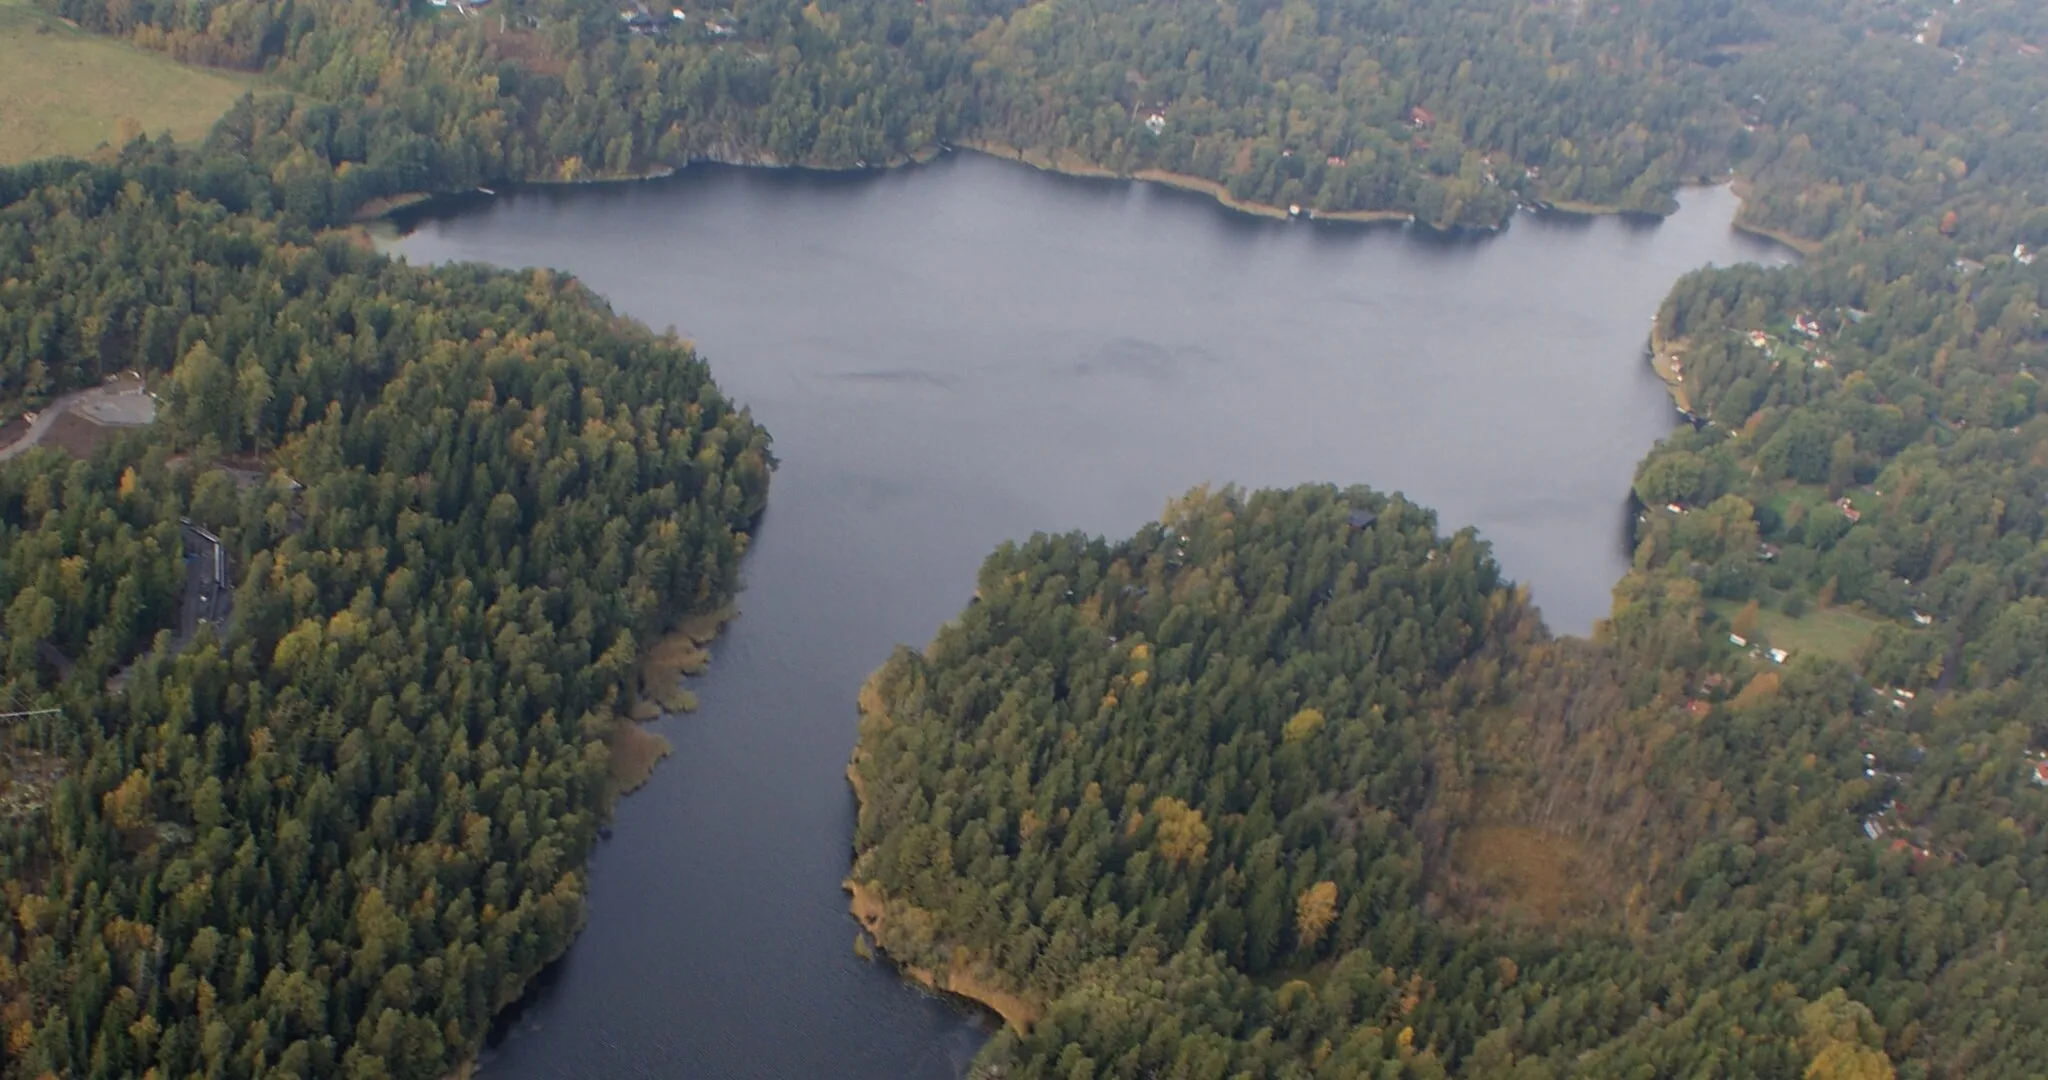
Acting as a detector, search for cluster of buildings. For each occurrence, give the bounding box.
[1725,632,1790,665]
[616,4,730,36]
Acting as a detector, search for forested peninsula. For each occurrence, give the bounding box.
[0,139,770,1076]
[0,0,2043,1077]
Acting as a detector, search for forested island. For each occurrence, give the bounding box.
[0,0,2043,1075]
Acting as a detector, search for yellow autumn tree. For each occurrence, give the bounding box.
[1296,881,1339,949]
[1731,671,1782,710]
[1283,708,1326,743]
[1799,990,1895,1080]
[1151,796,1210,867]
[103,770,153,832]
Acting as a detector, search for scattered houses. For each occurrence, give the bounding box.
[1836,496,1861,523]
[1793,312,1822,338]
[1768,647,1789,664]
[1144,113,1166,136]
[619,4,665,33]
[1912,610,1933,626]
[2018,243,2038,266]
[1409,106,1437,129]
[1890,838,1935,859]
[1747,329,1771,349]
[1728,633,1749,648]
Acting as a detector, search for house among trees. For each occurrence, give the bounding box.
[1408,106,1436,129]
[1347,508,1378,530]
[1793,312,1822,337]
[1836,497,1861,523]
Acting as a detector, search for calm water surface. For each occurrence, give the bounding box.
[390,155,1790,1079]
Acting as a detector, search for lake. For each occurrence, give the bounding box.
[388,153,1790,1079]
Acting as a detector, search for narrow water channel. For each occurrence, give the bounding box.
[389,154,1791,1078]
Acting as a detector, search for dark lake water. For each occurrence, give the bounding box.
[388,154,1790,1079]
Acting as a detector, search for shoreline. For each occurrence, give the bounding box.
[443,602,740,1079]
[1732,218,1823,256]
[1727,178,1825,256]
[1647,322,1696,415]
[845,691,1041,1035]
[365,137,1824,252]
[842,872,1038,1035]
[961,138,1416,223]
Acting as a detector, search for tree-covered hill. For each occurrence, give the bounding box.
[28,0,2035,234]
[0,142,769,1078]
[851,485,2048,1078]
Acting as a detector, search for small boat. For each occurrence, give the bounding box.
[477,186,497,195]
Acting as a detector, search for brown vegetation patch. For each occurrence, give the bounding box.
[482,25,570,78]
[633,605,735,714]
[349,192,431,222]
[844,879,1039,1033]
[606,722,673,798]
[1446,824,1613,927]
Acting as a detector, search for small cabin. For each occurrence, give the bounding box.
[1347,509,1378,530]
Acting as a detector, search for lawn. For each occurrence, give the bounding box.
[1710,598,1885,666]
[0,0,255,165]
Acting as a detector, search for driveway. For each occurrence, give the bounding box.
[0,376,156,463]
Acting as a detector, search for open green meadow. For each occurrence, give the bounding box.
[1710,597,1886,666]
[0,0,254,165]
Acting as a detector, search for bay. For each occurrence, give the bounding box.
[388,153,1790,1079]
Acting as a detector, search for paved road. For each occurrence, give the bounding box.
[0,378,155,463]
[179,521,231,637]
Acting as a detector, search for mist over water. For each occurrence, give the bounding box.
[390,154,1790,1079]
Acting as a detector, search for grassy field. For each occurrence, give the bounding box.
[1711,598,1885,665]
[0,0,255,165]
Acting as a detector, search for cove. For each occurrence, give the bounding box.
[387,152,1790,1079]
